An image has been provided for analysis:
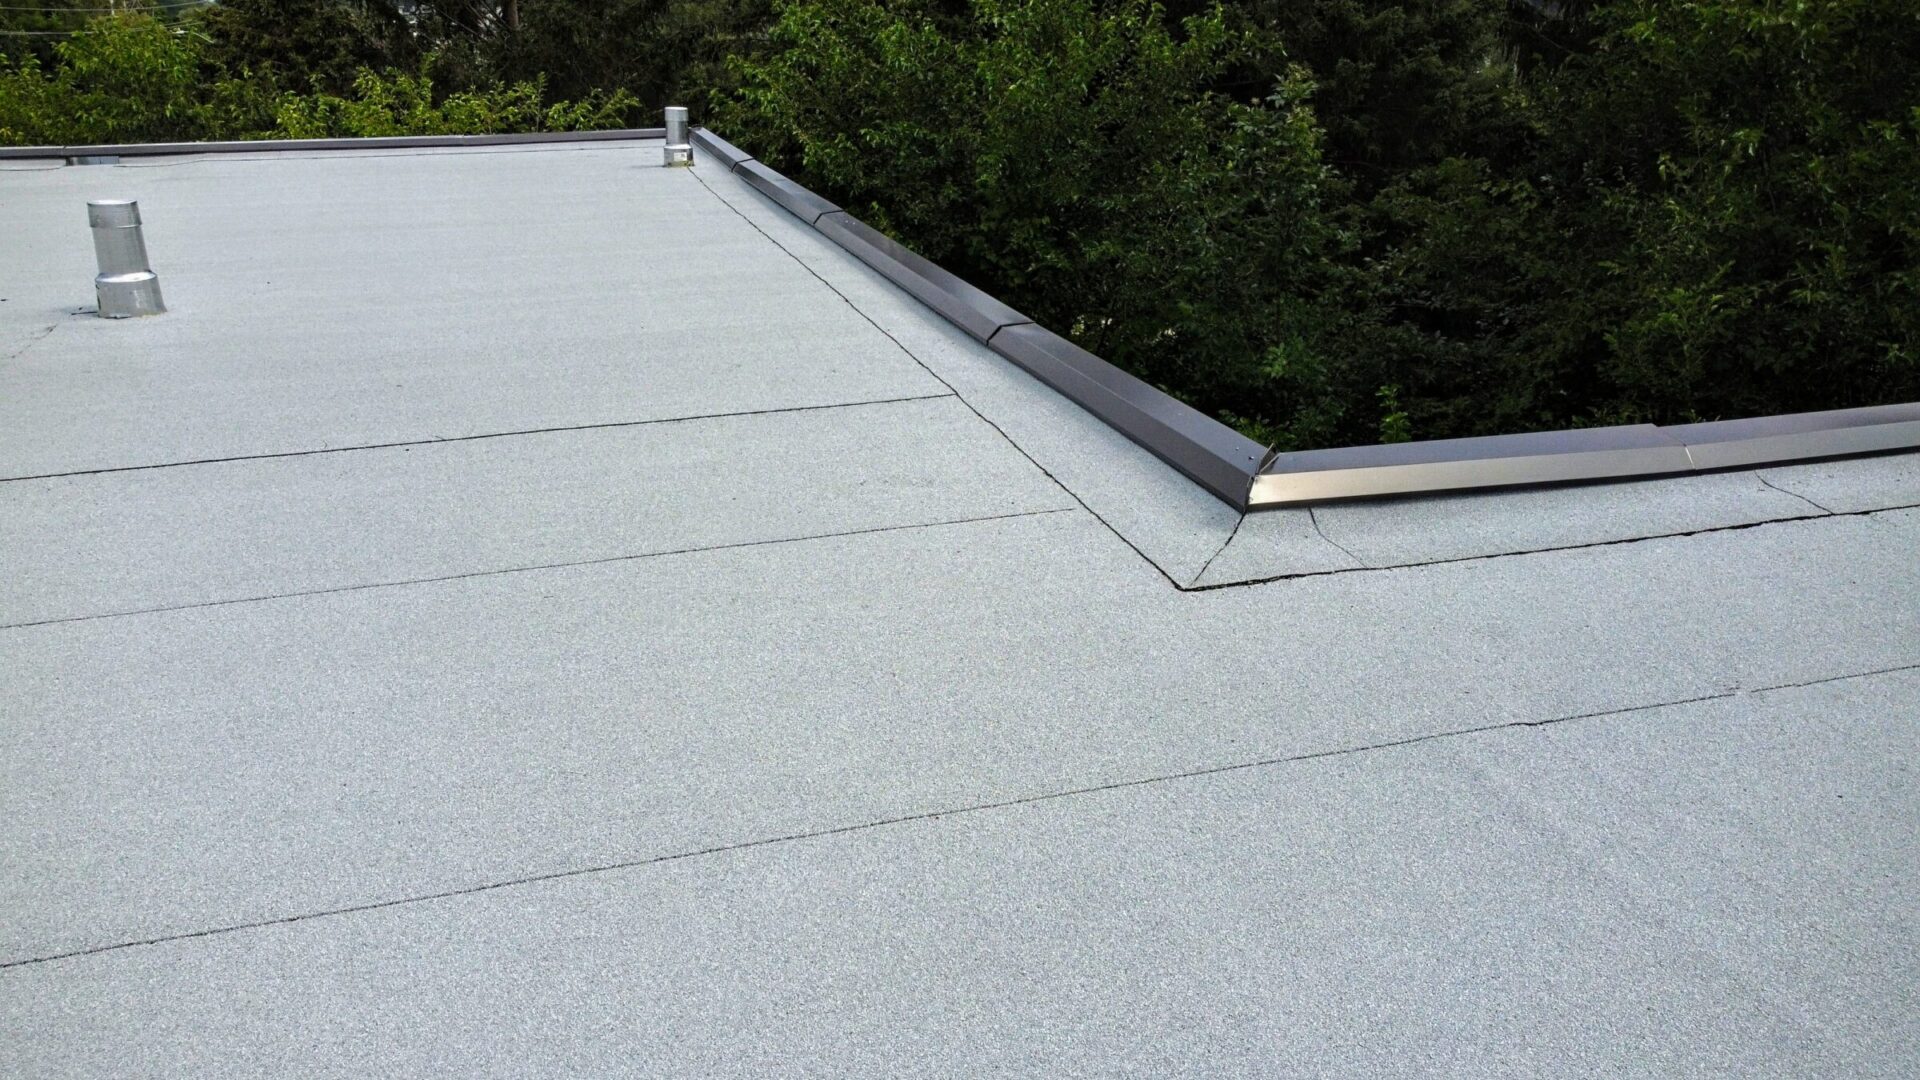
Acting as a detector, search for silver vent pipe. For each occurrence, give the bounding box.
[663,106,692,167]
[87,200,165,318]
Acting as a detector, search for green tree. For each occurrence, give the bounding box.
[0,1,206,68]
[273,67,638,137]
[466,0,773,110]
[1235,1,1547,441]
[1534,0,1920,422]
[194,0,417,95]
[0,9,640,146]
[0,12,235,144]
[1245,0,1525,186]
[724,0,1359,446]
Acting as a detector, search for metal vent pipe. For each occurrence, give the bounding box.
[663,107,692,166]
[87,199,165,318]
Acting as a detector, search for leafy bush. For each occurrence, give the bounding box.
[195,0,418,96]
[727,0,1920,447]
[273,70,637,138]
[1535,0,1920,423]
[0,15,234,144]
[724,0,1379,447]
[0,12,638,147]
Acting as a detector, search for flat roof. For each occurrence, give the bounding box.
[3,137,1917,1074]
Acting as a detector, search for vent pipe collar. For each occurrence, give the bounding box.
[87,199,165,318]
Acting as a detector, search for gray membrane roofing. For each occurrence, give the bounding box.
[3,136,1918,1076]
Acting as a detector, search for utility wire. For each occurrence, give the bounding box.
[1,25,191,34]
[0,4,199,9]
[0,0,208,6]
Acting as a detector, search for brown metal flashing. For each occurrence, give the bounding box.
[815,213,1032,344]
[732,160,842,224]
[692,128,1269,506]
[689,128,755,171]
[988,324,1269,504]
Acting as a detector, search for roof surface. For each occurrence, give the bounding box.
[3,138,1918,1076]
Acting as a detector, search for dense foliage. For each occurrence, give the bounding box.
[0,12,637,144]
[3,0,1914,448]
[723,0,1920,445]
[724,0,1354,442]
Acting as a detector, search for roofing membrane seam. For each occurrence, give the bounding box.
[0,392,960,485]
[9,652,1910,973]
[1187,499,1920,592]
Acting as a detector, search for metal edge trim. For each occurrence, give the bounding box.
[813,212,1031,343]
[732,159,841,225]
[690,128,754,171]
[1663,402,1920,444]
[699,132,1264,509]
[1679,417,1920,471]
[990,324,1269,505]
[1265,425,1677,474]
[0,129,666,159]
[1249,446,1694,506]
[1251,407,1920,506]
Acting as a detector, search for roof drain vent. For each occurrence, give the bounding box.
[663,106,692,167]
[87,199,165,318]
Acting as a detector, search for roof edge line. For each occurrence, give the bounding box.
[1250,408,1920,507]
[0,129,667,160]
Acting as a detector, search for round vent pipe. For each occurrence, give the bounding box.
[663,107,692,167]
[87,200,165,318]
